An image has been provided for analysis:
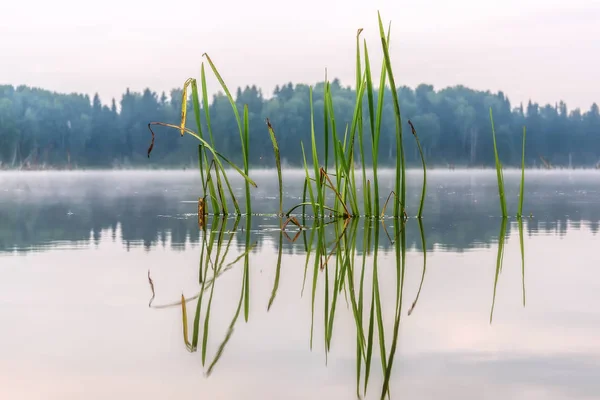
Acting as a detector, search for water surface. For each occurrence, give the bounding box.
[1,170,599,399]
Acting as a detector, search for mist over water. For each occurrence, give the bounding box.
[1,170,599,399]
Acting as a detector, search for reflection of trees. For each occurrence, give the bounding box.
[1,178,598,254]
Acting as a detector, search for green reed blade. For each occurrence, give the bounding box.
[190,79,204,139]
[216,217,242,272]
[216,161,242,214]
[324,243,330,358]
[346,75,368,216]
[342,221,366,358]
[378,13,405,218]
[323,74,329,172]
[518,217,526,306]
[301,222,317,296]
[243,105,251,215]
[364,40,375,138]
[356,218,369,396]
[192,219,221,349]
[301,143,317,216]
[381,217,406,400]
[409,120,427,218]
[326,82,338,160]
[310,225,324,349]
[326,237,341,350]
[490,217,508,324]
[190,80,207,191]
[362,220,375,397]
[354,31,364,211]
[408,218,427,316]
[369,25,390,218]
[200,146,219,214]
[326,219,357,350]
[356,29,364,111]
[267,228,284,311]
[205,158,232,215]
[302,177,308,225]
[309,87,324,219]
[366,180,372,218]
[214,163,229,215]
[372,222,387,376]
[365,287,375,395]
[203,54,251,215]
[325,83,343,215]
[266,119,283,216]
[191,270,206,351]
[335,139,354,215]
[518,127,526,217]
[363,41,376,216]
[198,64,222,214]
[356,328,362,398]
[204,159,227,215]
[203,224,254,373]
[200,217,221,363]
[321,167,352,218]
[202,54,244,149]
[206,273,245,376]
[202,252,217,364]
[489,108,507,217]
[243,215,251,322]
[212,217,228,274]
[200,63,216,147]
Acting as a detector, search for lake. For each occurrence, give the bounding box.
[1,170,599,400]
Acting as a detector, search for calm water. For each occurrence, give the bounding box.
[1,170,599,399]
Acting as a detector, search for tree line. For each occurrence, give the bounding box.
[1,81,599,169]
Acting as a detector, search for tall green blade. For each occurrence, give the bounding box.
[357,36,370,217]
[268,228,284,310]
[201,63,216,147]
[243,105,251,215]
[489,108,507,217]
[378,13,405,217]
[518,126,526,217]
[266,119,283,216]
[490,217,508,323]
[409,120,427,218]
[309,87,324,219]
[518,217,526,307]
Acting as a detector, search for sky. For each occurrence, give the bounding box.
[1,0,599,111]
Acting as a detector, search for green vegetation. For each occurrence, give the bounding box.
[144,14,429,219]
[489,109,507,217]
[153,212,530,399]
[150,213,423,399]
[280,16,402,218]
[489,217,508,323]
[409,120,427,218]
[489,108,528,217]
[0,10,543,398]
[2,73,599,170]
[518,127,527,218]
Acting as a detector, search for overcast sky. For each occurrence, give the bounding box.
[1,0,599,110]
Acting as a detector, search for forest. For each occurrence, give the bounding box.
[1,81,599,169]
